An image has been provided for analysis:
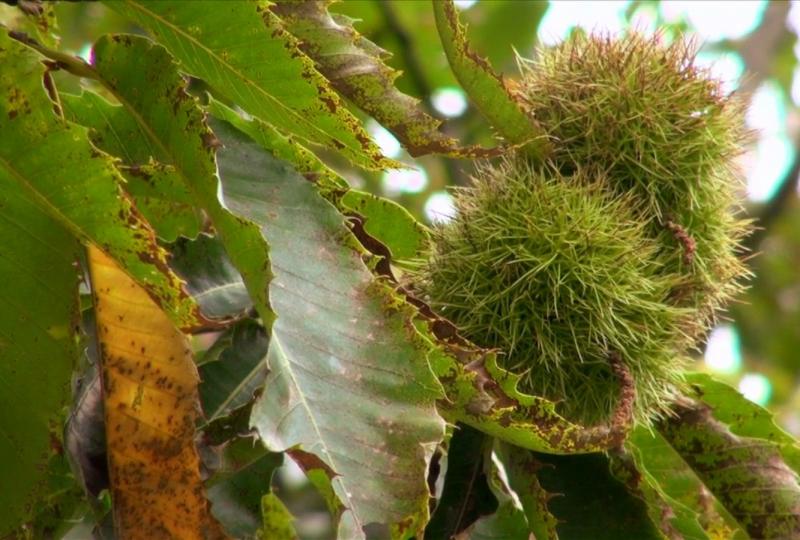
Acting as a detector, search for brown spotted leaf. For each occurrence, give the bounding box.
[656,375,800,539]
[105,0,397,171]
[272,0,500,158]
[88,245,228,539]
[2,30,199,329]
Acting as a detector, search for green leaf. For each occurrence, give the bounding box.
[86,33,276,329]
[340,189,430,262]
[0,171,80,535]
[431,0,545,155]
[426,425,497,539]
[212,118,445,538]
[170,233,252,321]
[61,92,203,242]
[657,375,800,538]
[525,453,664,540]
[1,31,199,329]
[199,319,268,424]
[259,493,298,540]
[105,0,396,170]
[272,0,496,158]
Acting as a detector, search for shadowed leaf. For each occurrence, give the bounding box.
[2,31,199,329]
[199,319,269,425]
[87,245,227,539]
[170,234,252,321]
[105,0,396,170]
[206,438,283,538]
[426,425,496,539]
[526,452,663,540]
[212,118,445,538]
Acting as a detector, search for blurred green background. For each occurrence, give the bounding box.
[3,2,800,533]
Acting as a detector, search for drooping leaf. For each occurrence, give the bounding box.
[105,0,396,170]
[65,364,108,499]
[1,31,199,329]
[84,34,275,329]
[431,0,545,156]
[657,377,800,539]
[0,173,80,535]
[199,319,269,425]
[272,0,497,158]
[87,245,227,538]
[212,118,445,538]
[426,425,497,539]
[464,443,533,540]
[170,233,252,321]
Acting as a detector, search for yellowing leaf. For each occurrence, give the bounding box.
[88,245,227,539]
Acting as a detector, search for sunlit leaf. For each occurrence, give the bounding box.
[340,189,430,262]
[105,0,396,170]
[1,31,199,329]
[0,169,80,536]
[209,97,637,456]
[260,493,298,540]
[87,245,227,538]
[61,91,204,242]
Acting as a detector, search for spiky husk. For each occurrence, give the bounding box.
[519,32,750,326]
[422,161,692,425]
[417,33,750,426]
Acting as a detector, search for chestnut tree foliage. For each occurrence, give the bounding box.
[0,1,799,539]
